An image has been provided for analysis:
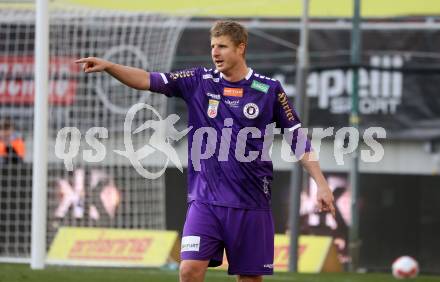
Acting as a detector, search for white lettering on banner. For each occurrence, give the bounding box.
[181,236,200,252]
[274,55,406,115]
[0,56,78,105]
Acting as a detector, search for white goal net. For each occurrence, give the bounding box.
[0,7,188,261]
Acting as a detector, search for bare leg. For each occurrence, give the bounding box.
[236,275,263,282]
[179,260,210,282]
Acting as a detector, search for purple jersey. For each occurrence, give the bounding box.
[149,67,311,210]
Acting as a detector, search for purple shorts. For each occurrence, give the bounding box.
[180,201,274,276]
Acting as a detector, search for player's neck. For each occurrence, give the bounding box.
[220,63,249,83]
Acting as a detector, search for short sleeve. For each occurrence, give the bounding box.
[273,81,302,131]
[273,81,312,154]
[149,68,200,102]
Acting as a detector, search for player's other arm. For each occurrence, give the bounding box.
[75,57,150,90]
[300,152,335,217]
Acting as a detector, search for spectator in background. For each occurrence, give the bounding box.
[0,118,27,255]
[0,118,26,165]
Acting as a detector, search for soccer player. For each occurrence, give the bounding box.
[76,20,335,282]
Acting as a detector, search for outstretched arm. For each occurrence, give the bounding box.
[75,57,150,90]
[300,152,336,217]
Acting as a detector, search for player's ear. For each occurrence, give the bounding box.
[238,42,246,56]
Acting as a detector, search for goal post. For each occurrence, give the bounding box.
[32,0,49,270]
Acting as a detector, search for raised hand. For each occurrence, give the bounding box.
[75,57,113,73]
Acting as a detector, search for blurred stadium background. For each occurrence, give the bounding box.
[0,0,439,281]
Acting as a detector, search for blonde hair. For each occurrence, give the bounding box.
[210,20,248,47]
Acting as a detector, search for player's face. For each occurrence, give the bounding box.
[211,35,245,74]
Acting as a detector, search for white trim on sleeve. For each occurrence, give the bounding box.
[160,73,169,84]
[288,123,302,132]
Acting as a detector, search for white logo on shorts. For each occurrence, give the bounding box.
[181,236,201,252]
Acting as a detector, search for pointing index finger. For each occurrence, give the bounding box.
[75,58,89,64]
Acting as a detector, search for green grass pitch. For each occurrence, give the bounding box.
[1,263,439,282]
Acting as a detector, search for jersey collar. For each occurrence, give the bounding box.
[217,68,254,81]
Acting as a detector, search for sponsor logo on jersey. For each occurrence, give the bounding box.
[181,236,200,252]
[243,102,259,119]
[277,92,295,122]
[262,176,270,195]
[251,80,269,93]
[207,99,220,118]
[203,73,220,82]
[224,99,240,108]
[206,92,221,100]
[169,70,195,80]
[223,87,243,97]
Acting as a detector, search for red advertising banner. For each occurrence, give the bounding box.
[0,56,78,105]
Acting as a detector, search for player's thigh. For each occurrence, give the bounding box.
[223,208,274,275]
[181,201,224,264]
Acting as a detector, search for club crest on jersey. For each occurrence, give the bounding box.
[243,103,259,119]
[207,99,220,118]
[223,87,243,97]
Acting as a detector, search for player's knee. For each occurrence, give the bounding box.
[237,275,263,282]
[179,261,206,282]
